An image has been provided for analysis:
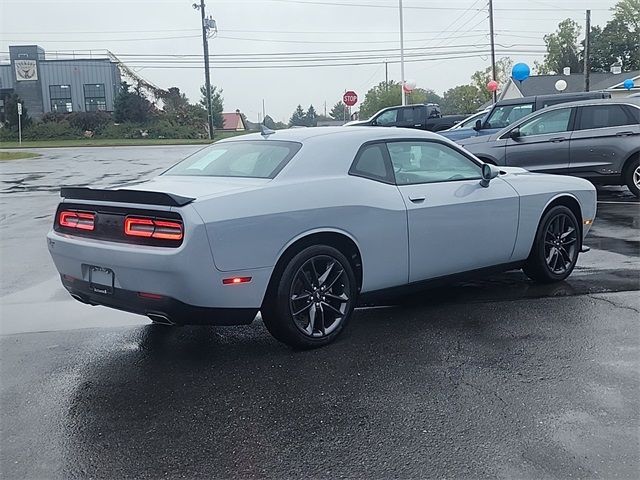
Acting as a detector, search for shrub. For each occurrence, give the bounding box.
[22,121,81,140]
[146,119,200,139]
[96,122,145,139]
[68,111,112,132]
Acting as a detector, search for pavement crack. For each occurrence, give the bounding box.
[587,294,640,315]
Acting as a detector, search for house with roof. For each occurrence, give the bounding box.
[220,109,247,132]
[499,69,640,101]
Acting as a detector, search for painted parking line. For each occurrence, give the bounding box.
[597,200,639,205]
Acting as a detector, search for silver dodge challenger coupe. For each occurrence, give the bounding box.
[47,127,596,348]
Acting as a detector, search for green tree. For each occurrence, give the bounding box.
[441,85,484,115]
[588,0,640,71]
[2,94,30,129]
[114,82,154,124]
[358,81,430,119]
[471,57,513,102]
[539,19,582,74]
[305,104,317,127]
[329,101,348,121]
[199,85,224,129]
[289,105,306,127]
[421,88,444,105]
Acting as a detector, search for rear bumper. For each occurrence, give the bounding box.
[62,276,258,326]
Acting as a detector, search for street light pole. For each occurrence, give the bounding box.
[488,0,497,103]
[195,0,215,139]
[399,0,406,105]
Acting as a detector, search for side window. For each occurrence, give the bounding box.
[349,143,393,183]
[577,105,636,130]
[518,108,572,137]
[387,141,481,185]
[375,109,398,126]
[400,107,423,124]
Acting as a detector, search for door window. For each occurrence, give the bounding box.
[485,103,534,129]
[576,105,636,130]
[518,108,572,137]
[375,109,398,126]
[387,141,481,185]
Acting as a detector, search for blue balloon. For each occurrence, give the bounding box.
[512,63,531,82]
[623,78,635,90]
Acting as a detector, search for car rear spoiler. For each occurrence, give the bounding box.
[60,187,195,207]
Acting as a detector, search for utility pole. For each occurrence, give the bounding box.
[194,0,215,139]
[584,9,591,92]
[385,61,389,89]
[262,99,266,124]
[399,0,406,105]
[488,0,497,103]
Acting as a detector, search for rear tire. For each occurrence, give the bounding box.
[623,157,640,198]
[261,245,357,349]
[523,205,580,283]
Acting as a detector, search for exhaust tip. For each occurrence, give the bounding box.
[70,293,93,305]
[147,313,175,326]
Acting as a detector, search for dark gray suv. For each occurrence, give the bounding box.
[459,99,640,197]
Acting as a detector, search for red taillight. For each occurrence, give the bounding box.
[124,217,183,241]
[59,211,95,231]
[222,276,252,285]
[137,292,164,300]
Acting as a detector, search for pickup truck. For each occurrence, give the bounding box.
[345,103,466,132]
[439,91,611,142]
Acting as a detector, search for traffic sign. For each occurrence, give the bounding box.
[343,91,358,107]
[17,103,22,115]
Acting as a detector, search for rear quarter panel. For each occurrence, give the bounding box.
[191,175,409,293]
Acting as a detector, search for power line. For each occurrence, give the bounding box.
[268,0,609,11]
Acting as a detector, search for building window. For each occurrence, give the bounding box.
[83,84,106,111]
[50,85,73,113]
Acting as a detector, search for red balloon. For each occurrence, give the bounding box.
[487,80,499,92]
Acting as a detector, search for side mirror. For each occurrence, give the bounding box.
[509,127,521,140]
[473,119,482,131]
[480,163,500,187]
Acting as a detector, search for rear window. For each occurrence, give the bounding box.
[163,140,302,178]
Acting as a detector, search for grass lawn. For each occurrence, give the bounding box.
[0,151,42,160]
[0,132,247,149]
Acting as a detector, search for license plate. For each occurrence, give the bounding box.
[89,266,114,295]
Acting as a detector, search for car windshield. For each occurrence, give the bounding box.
[485,103,534,129]
[163,140,302,179]
[454,112,486,129]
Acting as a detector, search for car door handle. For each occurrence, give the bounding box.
[616,131,635,137]
[408,195,426,203]
[549,137,566,143]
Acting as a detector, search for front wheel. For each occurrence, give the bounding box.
[261,245,357,349]
[624,157,640,198]
[523,205,580,283]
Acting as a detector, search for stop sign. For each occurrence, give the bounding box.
[343,91,358,106]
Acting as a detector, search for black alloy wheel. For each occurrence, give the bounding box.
[262,245,357,349]
[523,205,581,283]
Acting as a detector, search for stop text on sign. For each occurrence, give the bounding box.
[343,91,358,106]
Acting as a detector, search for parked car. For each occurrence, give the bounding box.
[440,91,612,142]
[441,107,492,132]
[48,127,596,349]
[459,98,640,197]
[345,103,466,132]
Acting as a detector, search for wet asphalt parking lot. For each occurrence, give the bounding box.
[1,146,639,479]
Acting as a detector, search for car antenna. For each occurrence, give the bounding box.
[260,124,276,138]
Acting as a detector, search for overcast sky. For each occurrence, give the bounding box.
[0,0,619,122]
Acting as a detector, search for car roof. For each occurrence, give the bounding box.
[216,126,447,144]
[494,91,609,107]
[526,97,640,110]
